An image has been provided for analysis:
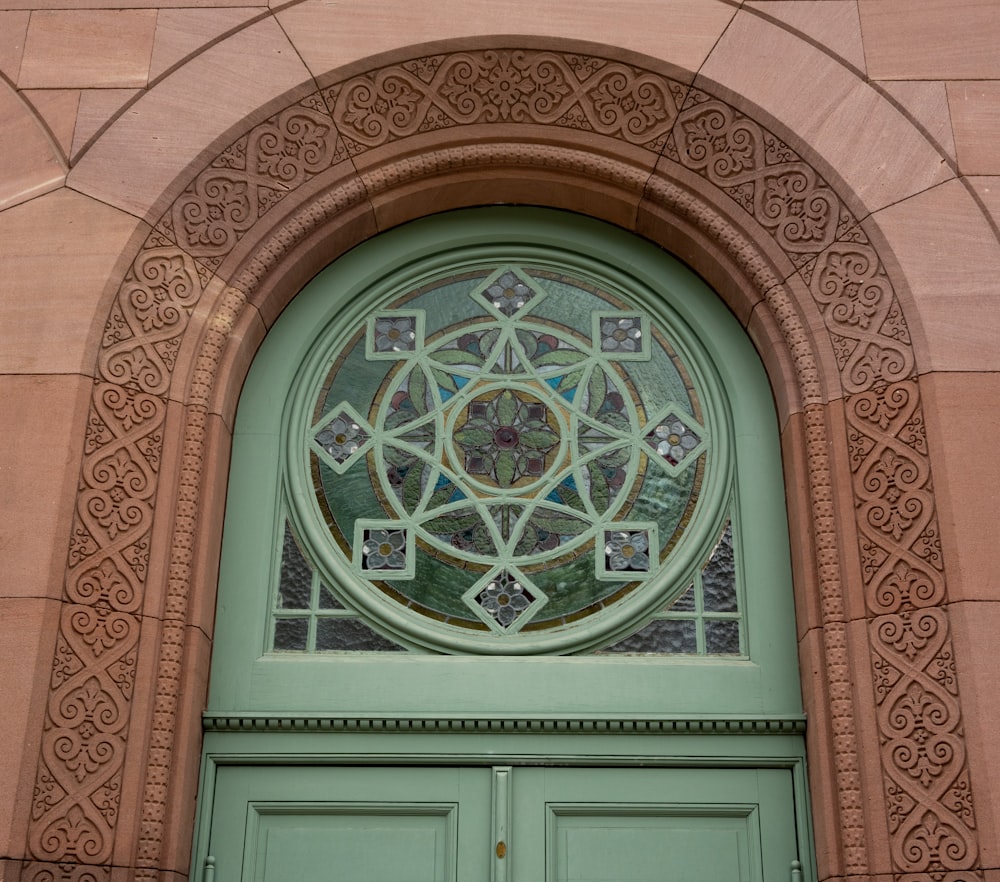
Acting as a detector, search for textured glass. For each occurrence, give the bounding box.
[702,523,737,612]
[278,522,312,609]
[317,582,344,610]
[273,617,309,650]
[602,619,697,654]
[669,583,696,613]
[705,619,741,655]
[308,265,709,638]
[315,617,406,651]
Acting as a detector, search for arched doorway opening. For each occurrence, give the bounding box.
[193,208,813,881]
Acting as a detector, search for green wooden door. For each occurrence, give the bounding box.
[208,765,493,881]
[194,208,813,881]
[511,767,797,882]
[205,764,798,881]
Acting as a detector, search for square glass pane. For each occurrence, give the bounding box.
[273,617,309,650]
[704,620,741,655]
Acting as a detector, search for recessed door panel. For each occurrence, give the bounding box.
[250,805,455,882]
[551,811,754,882]
[208,766,492,882]
[512,767,797,882]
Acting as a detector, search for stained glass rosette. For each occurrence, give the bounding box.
[287,265,730,653]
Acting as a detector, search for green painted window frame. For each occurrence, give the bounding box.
[208,208,802,720]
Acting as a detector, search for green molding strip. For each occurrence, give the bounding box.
[203,714,806,734]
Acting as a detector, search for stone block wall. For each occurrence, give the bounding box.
[1,2,999,880]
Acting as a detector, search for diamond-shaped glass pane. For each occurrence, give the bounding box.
[482,271,535,316]
[644,415,702,466]
[316,410,370,464]
[475,569,537,629]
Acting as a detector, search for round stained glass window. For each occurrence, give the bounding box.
[286,258,731,654]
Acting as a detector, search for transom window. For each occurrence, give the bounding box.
[275,246,741,655]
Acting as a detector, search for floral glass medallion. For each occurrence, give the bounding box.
[298,263,717,649]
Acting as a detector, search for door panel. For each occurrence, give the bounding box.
[209,765,492,882]
[550,812,753,882]
[206,765,798,881]
[512,768,797,882]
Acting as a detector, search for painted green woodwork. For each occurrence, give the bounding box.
[196,209,813,882]
[208,765,493,881]
[198,746,804,882]
[209,208,800,718]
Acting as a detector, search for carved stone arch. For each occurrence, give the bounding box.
[22,42,980,882]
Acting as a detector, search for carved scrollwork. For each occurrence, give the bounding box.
[20,862,110,882]
[674,100,842,255]
[326,50,680,151]
[810,242,914,392]
[99,247,207,396]
[24,46,983,882]
[169,97,345,265]
[874,608,977,875]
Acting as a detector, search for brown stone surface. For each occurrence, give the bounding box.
[859,0,1000,81]
[698,8,953,216]
[878,80,957,167]
[782,411,823,642]
[1,0,252,6]
[277,0,736,82]
[149,6,261,81]
[948,599,1000,872]
[0,81,64,209]
[866,179,1000,373]
[203,296,267,430]
[0,597,61,860]
[0,188,145,374]
[156,625,213,876]
[919,372,1000,604]
[966,175,1000,229]
[18,9,156,89]
[68,17,313,221]
[364,148,646,242]
[796,625,844,880]
[0,374,92,601]
[948,81,1000,176]
[71,88,142,160]
[185,413,233,638]
[22,89,79,159]
[0,10,28,80]
[745,299,804,429]
[746,0,866,73]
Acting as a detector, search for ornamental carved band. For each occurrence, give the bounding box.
[22,48,979,881]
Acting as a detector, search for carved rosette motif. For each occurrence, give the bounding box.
[324,50,684,153]
[23,48,980,881]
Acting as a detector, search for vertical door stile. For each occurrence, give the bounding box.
[492,766,512,882]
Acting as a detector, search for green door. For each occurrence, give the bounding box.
[208,765,493,881]
[512,767,797,882]
[194,209,813,881]
[205,764,798,881]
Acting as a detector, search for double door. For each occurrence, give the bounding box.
[205,763,799,881]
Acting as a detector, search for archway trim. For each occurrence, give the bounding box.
[21,45,978,882]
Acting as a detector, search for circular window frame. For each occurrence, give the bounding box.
[281,216,735,655]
